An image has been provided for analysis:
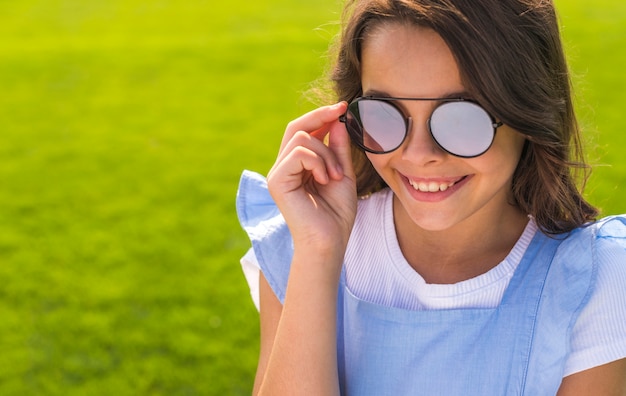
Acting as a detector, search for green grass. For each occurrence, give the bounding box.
[557,0,626,213]
[0,1,338,394]
[0,0,624,394]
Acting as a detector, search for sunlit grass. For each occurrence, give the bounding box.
[0,1,337,394]
[556,0,626,213]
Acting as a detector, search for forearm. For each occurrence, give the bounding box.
[255,101,354,395]
[257,248,343,396]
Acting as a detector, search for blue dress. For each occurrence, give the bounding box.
[236,170,626,396]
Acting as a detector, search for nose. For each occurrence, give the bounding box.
[400,112,446,164]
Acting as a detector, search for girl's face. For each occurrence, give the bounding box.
[361,23,527,232]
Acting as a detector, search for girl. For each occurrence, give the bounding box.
[237,0,626,394]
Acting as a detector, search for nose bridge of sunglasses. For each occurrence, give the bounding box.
[402,117,448,156]
[398,100,446,143]
[390,98,439,126]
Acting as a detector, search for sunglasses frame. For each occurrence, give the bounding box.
[339,96,503,158]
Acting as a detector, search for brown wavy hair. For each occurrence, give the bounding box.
[327,0,598,234]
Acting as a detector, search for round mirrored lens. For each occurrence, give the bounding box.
[356,100,407,153]
[429,102,495,157]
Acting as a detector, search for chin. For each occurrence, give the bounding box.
[406,211,463,233]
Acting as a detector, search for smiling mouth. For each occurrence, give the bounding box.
[407,177,466,192]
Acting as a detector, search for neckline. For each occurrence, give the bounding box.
[381,189,538,299]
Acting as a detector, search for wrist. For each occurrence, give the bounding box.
[290,244,345,285]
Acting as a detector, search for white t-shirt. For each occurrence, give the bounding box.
[241,188,626,377]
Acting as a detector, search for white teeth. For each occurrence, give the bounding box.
[409,179,455,192]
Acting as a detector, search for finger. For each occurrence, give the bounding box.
[275,130,341,180]
[279,102,348,153]
[327,118,355,181]
[270,146,333,193]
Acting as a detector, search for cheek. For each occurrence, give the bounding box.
[499,126,526,151]
[507,136,526,170]
[365,152,383,170]
[480,131,526,177]
[365,152,393,178]
[363,153,396,189]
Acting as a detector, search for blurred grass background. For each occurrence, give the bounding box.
[0,0,623,394]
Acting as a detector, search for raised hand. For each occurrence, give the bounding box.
[267,102,357,256]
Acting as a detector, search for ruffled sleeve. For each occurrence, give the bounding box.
[236,170,294,304]
[563,215,626,376]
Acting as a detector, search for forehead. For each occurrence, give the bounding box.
[360,22,465,98]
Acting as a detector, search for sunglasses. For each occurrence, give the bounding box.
[339,96,503,158]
